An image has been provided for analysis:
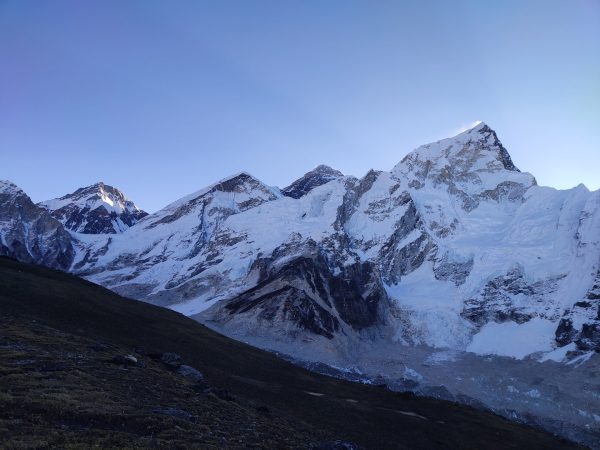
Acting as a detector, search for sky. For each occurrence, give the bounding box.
[1,0,599,213]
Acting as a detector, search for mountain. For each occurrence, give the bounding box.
[72,172,282,304]
[69,122,599,357]
[1,122,599,446]
[0,256,580,449]
[0,180,74,270]
[282,165,344,199]
[39,182,147,234]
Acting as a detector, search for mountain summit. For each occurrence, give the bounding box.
[282,164,344,199]
[0,180,73,270]
[39,182,147,234]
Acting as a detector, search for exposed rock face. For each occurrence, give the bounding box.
[144,172,278,231]
[556,268,600,352]
[555,318,578,347]
[282,165,344,199]
[210,247,389,339]
[0,180,74,270]
[462,267,565,327]
[39,182,147,234]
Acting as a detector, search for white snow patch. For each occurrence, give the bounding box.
[566,351,595,366]
[539,342,577,363]
[466,318,557,359]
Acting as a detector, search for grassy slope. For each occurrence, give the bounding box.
[0,257,582,449]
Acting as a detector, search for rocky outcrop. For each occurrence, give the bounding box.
[282,165,344,199]
[205,244,389,339]
[556,268,600,352]
[462,267,564,327]
[0,180,74,270]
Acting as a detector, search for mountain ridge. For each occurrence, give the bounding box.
[2,123,599,446]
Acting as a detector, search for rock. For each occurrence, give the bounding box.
[178,364,204,382]
[282,165,344,199]
[555,318,577,347]
[160,352,182,369]
[218,251,389,340]
[463,267,561,327]
[576,323,600,352]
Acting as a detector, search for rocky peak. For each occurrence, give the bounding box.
[463,122,519,171]
[394,122,523,178]
[211,172,277,196]
[144,172,280,231]
[313,164,344,176]
[162,172,280,211]
[392,122,535,202]
[0,181,31,211]
[282,165,344,199]
[0,181,74,270]
[38,182,147,234]
[43,182,143,212]
[0,180,23,196]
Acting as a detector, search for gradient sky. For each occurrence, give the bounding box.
[1,0,599,212]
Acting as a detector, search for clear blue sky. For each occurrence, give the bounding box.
[1,0,599,212]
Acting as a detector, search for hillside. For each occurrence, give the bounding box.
[0,256,581,449]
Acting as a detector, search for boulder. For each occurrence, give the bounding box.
[178,364,204,382]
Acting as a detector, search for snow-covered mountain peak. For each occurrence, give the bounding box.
[158,172,281,214]
[456,120,487,135]
[462,122,519,171]
[39,182,147,234]
[394,121,519,176]
[211,172,280,196]
[282,164,344,199]
[0,180,23,196]
[312,164,343,175]
[41,181,142,213]
[391,123,535,215]
[0,181,74,270]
